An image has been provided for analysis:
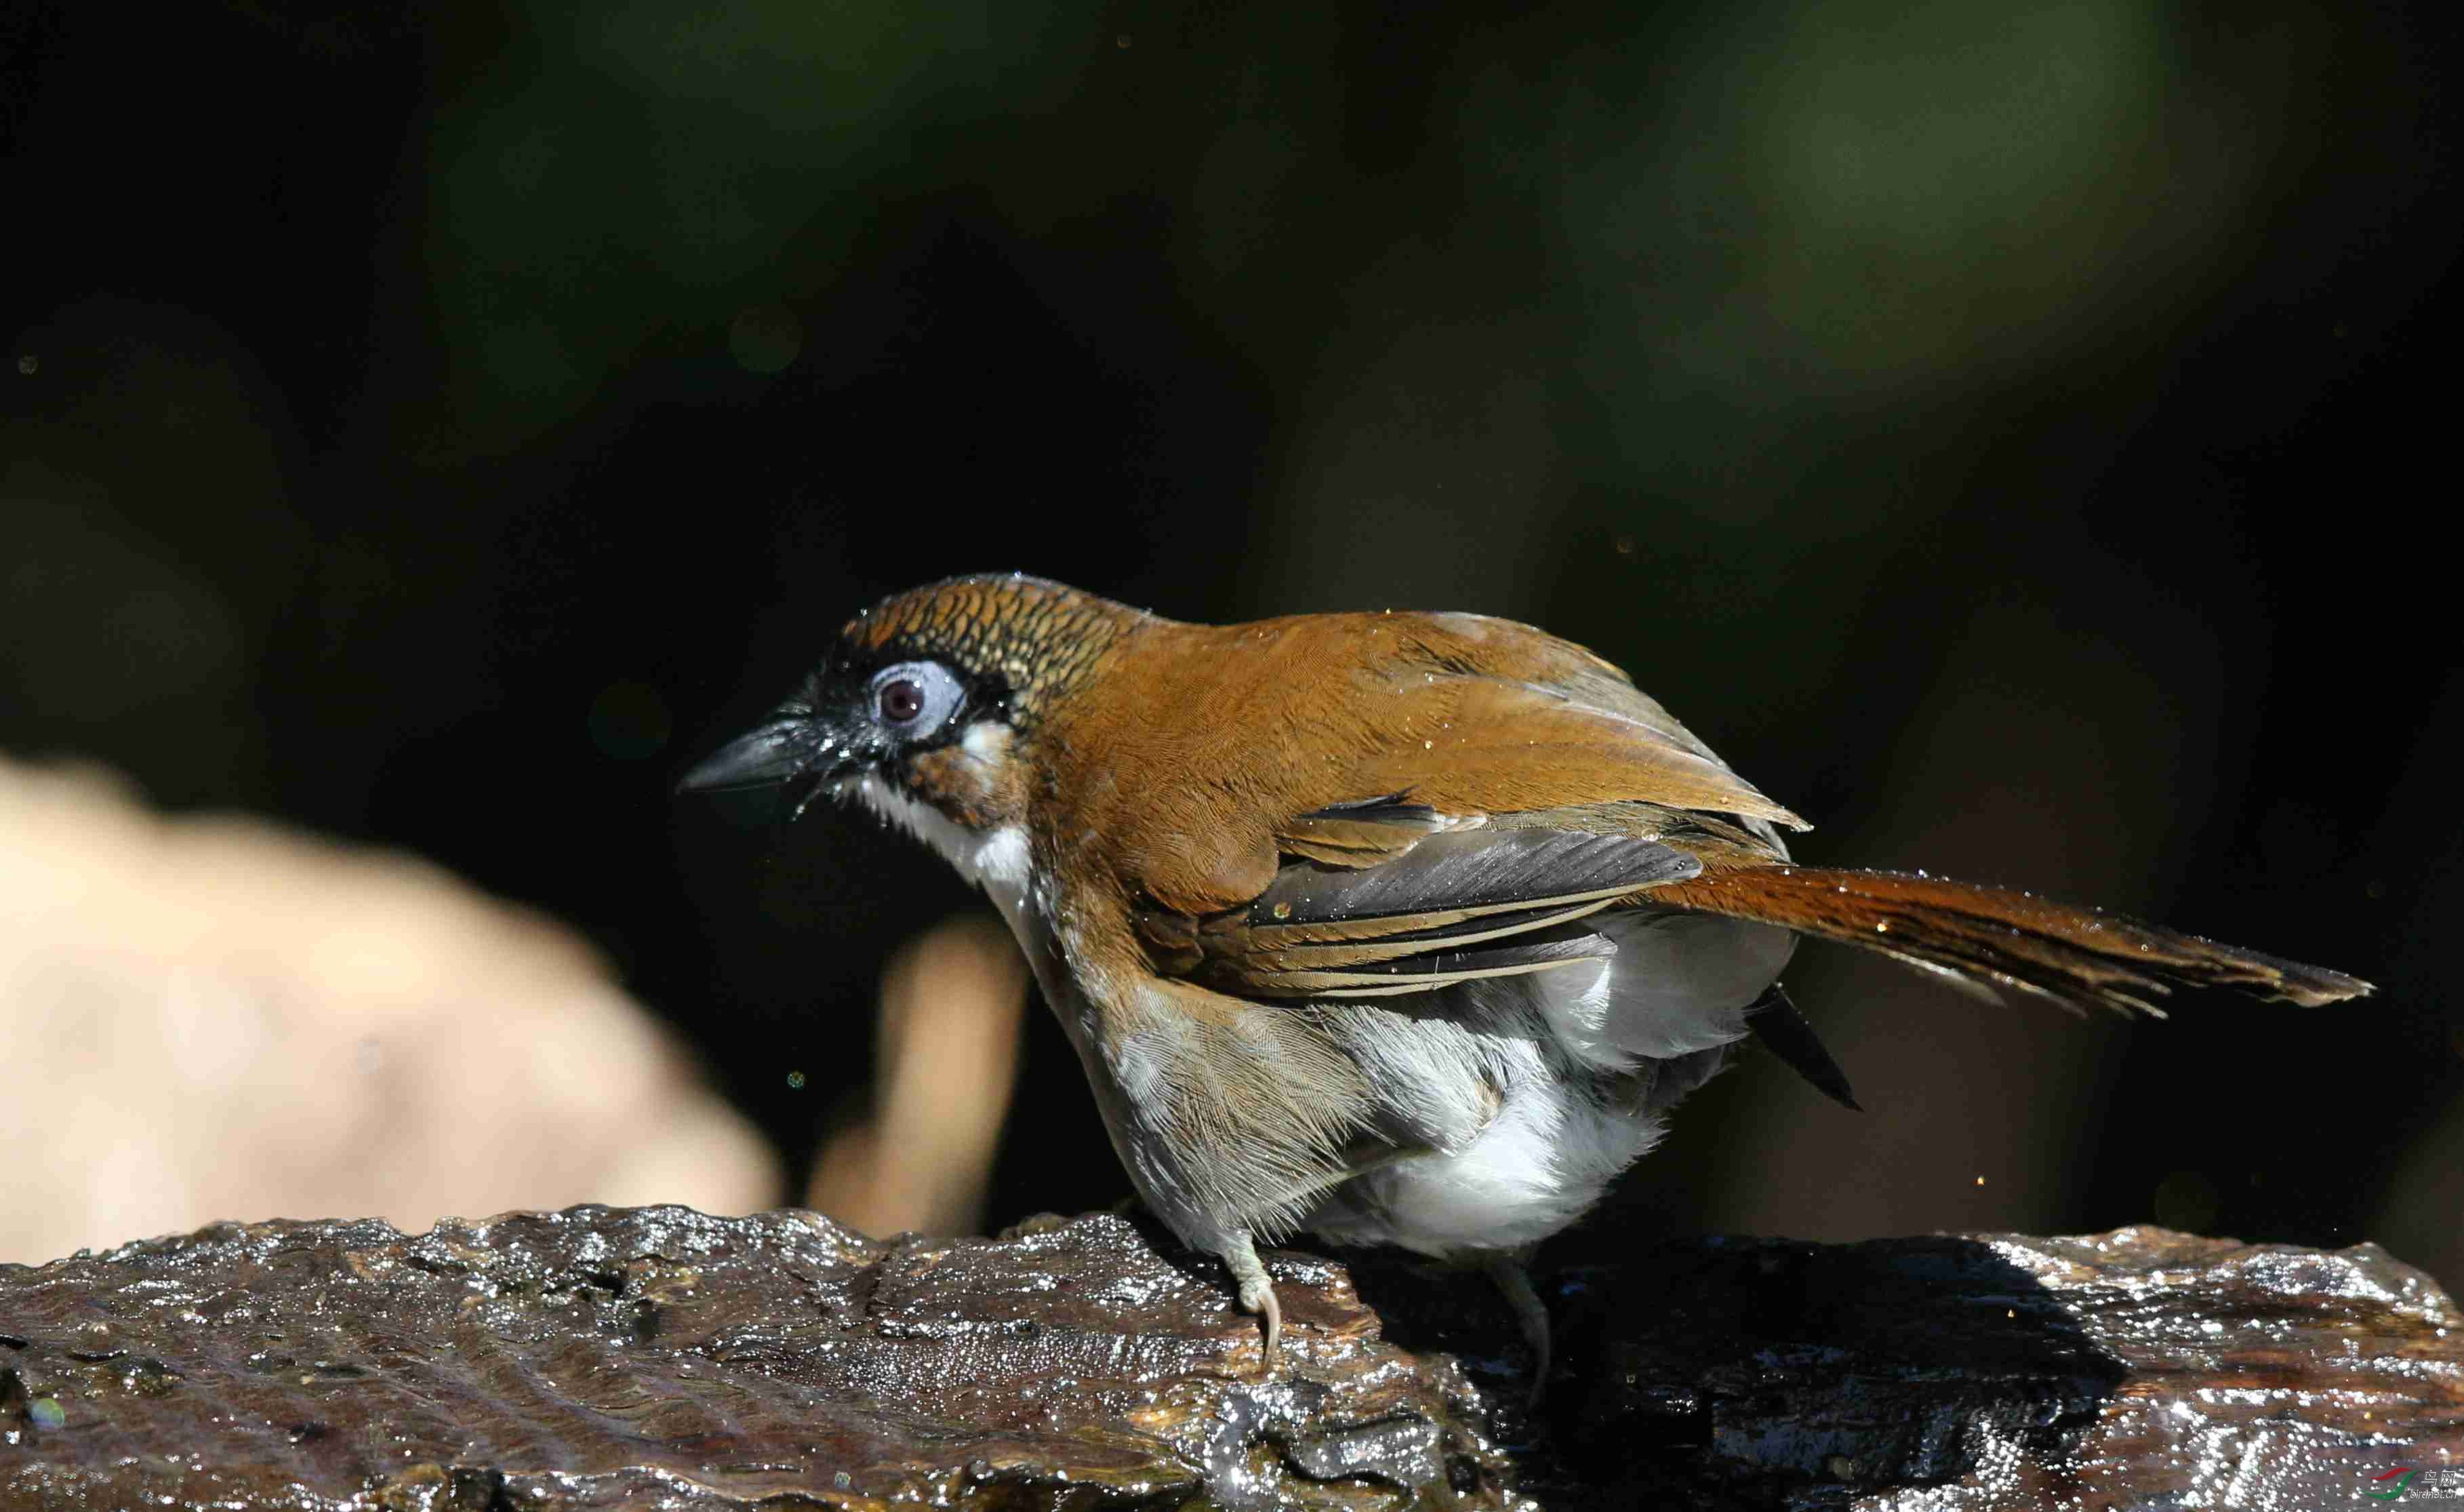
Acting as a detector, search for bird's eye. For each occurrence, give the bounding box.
[867,660,963,736]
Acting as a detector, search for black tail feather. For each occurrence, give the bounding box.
[1746,981,1861,1111]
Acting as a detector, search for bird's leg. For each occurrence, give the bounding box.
[1483,1250,1550,1404]
[1220,1232,1282,1374]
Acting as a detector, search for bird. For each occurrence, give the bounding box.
[677,572,2370,1380]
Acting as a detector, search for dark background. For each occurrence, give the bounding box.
[6,0,2457,1281]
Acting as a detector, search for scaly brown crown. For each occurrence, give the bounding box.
[841,574,1148,725]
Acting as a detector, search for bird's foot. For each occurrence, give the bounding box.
[1483,1252,1552,1410]
[1222,1235,1283,1375]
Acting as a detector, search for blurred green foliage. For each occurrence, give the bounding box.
[420,0,2268,502]
[1467,0,2265,523]
[426,0,1071,446]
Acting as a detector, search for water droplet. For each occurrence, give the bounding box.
[1271,902,1291,919]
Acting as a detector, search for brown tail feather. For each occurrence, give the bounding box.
[1652,865,2371,1016]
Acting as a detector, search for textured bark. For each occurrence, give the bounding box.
[2,1208,2458,1510]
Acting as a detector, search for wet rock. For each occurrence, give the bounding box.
[2,1212,2458,1509]
[0,1207,1512,1510]
[1358,1226,2464,1507]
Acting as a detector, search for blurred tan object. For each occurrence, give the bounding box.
[807,914,1028,1237]
[0,755,781,1263]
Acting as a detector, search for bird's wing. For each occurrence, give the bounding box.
[1321,660,2370,1013]
[1341,676,1809,838]
[1093,624,1804,917]
[1100,612,2367,1014]
[1137,818,1701,999]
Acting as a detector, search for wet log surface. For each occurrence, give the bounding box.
[2,1207,2459,1510]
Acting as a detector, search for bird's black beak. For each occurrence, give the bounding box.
[676,709,837,798]
[676,714,809,795]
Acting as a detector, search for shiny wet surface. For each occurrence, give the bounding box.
[3,1210,2458,1509]
[0,1206,1513,1509]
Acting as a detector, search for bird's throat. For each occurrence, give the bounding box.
[852,774,1032,897]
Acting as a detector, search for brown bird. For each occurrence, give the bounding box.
[679,574,2370,1377]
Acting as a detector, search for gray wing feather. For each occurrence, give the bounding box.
[1183,829,1701,1000]
[1250,829,1699,924]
